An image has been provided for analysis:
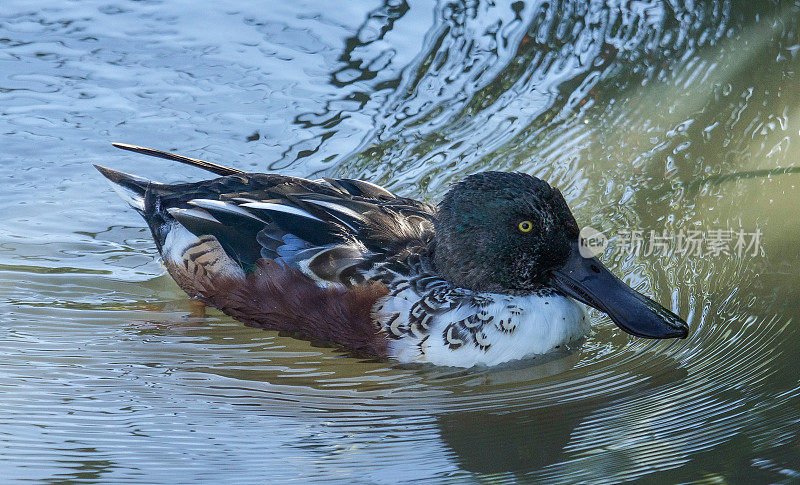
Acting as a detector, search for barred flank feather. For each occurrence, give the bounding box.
[165,257,390,357]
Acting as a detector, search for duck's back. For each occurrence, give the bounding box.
[97,164,436,356]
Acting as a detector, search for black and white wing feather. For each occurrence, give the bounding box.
[96,150,436,286]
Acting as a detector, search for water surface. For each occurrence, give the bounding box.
[1,0,799,482]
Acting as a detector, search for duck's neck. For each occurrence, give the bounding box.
[430,235,509,294]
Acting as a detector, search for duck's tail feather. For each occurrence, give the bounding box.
[94,164,159,212]
[111,142,243,176]
[95,164,177,253]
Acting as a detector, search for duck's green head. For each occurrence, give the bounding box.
[433,171,688,340]
[433,171,578,291]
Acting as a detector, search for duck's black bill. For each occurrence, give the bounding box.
[551,243,688,339]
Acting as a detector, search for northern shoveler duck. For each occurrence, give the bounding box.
[97,143,688,367]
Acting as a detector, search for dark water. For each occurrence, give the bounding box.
[2,0,799,482]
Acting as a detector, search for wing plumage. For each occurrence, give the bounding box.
[97,154,436,285]
[111,142,243,176]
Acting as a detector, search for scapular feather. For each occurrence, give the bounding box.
[97,147,436,282]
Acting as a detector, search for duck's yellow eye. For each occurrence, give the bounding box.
[518,220,533,233]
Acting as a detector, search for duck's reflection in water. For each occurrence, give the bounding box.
[435,359,687,477]
[438,403,586,474]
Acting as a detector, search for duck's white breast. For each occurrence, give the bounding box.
[376,288,589,367]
